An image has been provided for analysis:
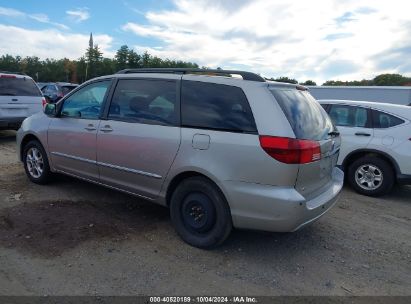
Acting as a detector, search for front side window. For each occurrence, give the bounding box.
[181,81,257,133]
[328,105,369,128]
[61,80,111,119]
[372,110,404,128]
[108,79,177,126]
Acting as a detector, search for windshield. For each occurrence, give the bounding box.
[0,77,42,96]
[270,87,335,140]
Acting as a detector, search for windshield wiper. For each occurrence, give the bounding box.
[328,130,340,136]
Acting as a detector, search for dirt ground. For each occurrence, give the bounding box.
[0,130,410,296]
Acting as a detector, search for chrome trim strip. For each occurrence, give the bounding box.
[51,152,96,164]
[54,169,154,201]
[51,151,162,179]
[98,161,162,179]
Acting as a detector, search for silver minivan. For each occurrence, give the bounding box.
[17,69,344,248]
[0,72,44,130]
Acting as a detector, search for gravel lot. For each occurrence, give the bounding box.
[0,130,410,296]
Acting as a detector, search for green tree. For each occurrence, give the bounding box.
[141,51,151,67]
[85,45,103,80]
[301,80,317,86]
[272,76,298,84]
[373,74,408,86]
[115,45,130,71]
[128,49,141,68]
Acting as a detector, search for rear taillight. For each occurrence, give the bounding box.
[0,74,16,78]
[42,97,47,107]
[259,136,321,164]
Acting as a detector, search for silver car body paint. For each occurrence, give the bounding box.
[17,72,344,232]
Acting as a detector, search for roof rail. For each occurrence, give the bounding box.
[115,68,266,82]
[0,71,26,76]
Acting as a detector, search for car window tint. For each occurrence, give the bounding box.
[108,79,177,126]
[61,85,77,95]
[320,103,329,111]
[181,81,257,133]
[372,110,404,128]
[328,105,369,128]
[270,89,334,140]
[0,77,42,96]
[61,80,111,119]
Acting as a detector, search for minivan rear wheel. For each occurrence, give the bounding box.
[170,177,232,248]
[23,140,52,184]
[347,156,394,196]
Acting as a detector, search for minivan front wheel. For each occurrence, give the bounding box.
[23,140,51,184]
[170,177,232,248]
[347,156,394,196]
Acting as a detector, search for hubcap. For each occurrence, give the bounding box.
[181,192,216,233]
[355,164,383,191]
[26,147,44,179]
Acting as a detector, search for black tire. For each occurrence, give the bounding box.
[169,177,232,249]
[347,156,394,196]
[23,140,52,184]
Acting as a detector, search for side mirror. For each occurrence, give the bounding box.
[44,103,56,116]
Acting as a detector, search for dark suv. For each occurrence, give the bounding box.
[41,82,78,103]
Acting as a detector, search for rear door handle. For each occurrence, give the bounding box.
[355,132,371,136]
[100,125,113,133]
[84,124,96,131]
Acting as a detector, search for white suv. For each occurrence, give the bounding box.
[319,99,411,196]
[0,72,45,130]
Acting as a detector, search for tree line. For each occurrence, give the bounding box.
[267,73,411,86]
[0,44,198,84]
[0,44,410,86]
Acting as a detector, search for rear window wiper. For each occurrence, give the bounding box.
[328,130,340,136]
[0,93,16,96]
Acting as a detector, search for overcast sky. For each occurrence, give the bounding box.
[0,0,410,83]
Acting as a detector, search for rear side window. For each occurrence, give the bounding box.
[181,81,257,133]
[270,88,334,140]
[0,77,41,96]
[108,79,177,126]
[372,110,404,128]
[328,105,370,128]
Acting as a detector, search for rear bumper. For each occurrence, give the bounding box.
[224,167,344,232]
[0,117,25,130]
[397,174,411,185]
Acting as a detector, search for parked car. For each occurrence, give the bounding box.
[36,82,49,90]
[17,68,343,248]
[319,100,411,196]
[0,71,45,130]
[41,82,78,103]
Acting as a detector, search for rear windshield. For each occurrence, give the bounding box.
[0,77,42,96]
[270,88,334,140]
[61,85,77,95]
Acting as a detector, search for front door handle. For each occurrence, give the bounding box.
[355,132,371,137]
[84,124,96,131]
[100,125,113,133]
